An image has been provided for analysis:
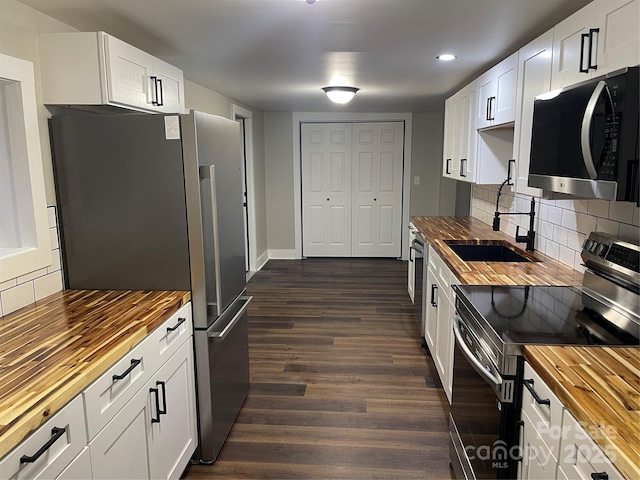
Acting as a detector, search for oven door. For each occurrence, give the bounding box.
[449,314,518,480]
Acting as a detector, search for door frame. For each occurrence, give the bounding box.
[232,104,257,274]
[293,112,413,261]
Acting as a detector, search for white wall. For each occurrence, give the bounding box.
[471,185,640,272]
[264,112,295,253]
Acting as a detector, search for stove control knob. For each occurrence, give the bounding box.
[596,243,608,257]
[589,241,599,253]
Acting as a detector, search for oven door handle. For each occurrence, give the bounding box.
[453,315,503,388]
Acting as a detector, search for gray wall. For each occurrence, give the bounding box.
[264,112,295,251]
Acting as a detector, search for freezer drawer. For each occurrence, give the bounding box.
[193,295,251,463]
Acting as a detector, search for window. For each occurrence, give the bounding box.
[0,54,50,282]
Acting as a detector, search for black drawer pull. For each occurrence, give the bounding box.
[20,427,66,463]
[579,33,589,73]
[112,358,141,382]
[156,380,167,415]
[523,379,550,406]
[150,387,161,423]
[167,317,186,333]
[591,472,608,480]
[430,284,438,307]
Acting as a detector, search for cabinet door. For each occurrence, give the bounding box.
[150,341,198,480]
[442,93,460,178]
[493,52,519,125]
[457,83,477,183]
[424,265,438,353]
[104,33,155,111]
[594,0,640,74]
[89,384,156,480]
[551,3,596,89]
[153,58,185,114]
[519,411,558,480]
[434,287,453,403]
[513,30,553,197]
[55,448,92,480]
[476,72,496,130]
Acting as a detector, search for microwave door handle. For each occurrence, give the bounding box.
[453,314,502,389]
[199,165,223,318]
[581,81,607,180]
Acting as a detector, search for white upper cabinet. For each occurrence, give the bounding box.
[513,29,554,197]
[552,0,640,89]
[442,92,460,179]
[39,32,185,114]
[475,52,519,129]
[456,81,478,183]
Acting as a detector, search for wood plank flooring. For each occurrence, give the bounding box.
[184,258,453,479]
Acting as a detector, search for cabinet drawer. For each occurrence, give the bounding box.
[55,447,92,480]
[522,362,564,460]
[559,410,624,480]
[0,396,87,480]
[83,330,157,441]
[149,303,192,368]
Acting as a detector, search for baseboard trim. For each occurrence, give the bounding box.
[256,250,269,271]
[268,249,297,260]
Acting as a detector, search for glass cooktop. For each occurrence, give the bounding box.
[454,284,639,349]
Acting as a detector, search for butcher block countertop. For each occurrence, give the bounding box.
[411,216,583,286]
[524,346,640,480]
[0,289,191,459]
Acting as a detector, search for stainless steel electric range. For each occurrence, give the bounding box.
[449,232,639,480]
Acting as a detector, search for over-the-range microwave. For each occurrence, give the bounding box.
[528,66,639,205]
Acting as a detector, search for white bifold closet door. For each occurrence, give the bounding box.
[301,122,404,258]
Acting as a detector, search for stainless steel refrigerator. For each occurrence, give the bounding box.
[50,110,250,463]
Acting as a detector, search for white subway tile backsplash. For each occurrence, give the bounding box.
[561,209,578,231]
[608,202,635,224]
[17,268,48,284]
[545,240,560,260]
[47,206,57,228]
[567,230,584,252]
[576,213,597,235]
[1,283,35,316]
[553,225,568,246]
[547,205,563,225]
[619,223,640,244]
[49,226,59,250]
[595,218,619,236]
[558,245,575,267]
[1,205,64,318]
[538,203,549,222]
[34,271,63,301]
[587,199,610,218]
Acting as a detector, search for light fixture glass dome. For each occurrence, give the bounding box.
[322,86,359,104]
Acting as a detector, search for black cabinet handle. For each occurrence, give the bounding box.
[523,379,551,406]
[150,75,158,105]
[167,317,186,333]
[486,97,491,121]
[112,358,141,382]
[150,387,161,423]
[460,159,467,177]
[156,380,167,415]
[430,284,438,307]
[580,33,590,73]
[20,427,66,463]
[487,96,496,121]
[588,28,600,70]
[157,78,164,106]
[507,159,515,185]
[591,472,608,480]
[445,158,451,175]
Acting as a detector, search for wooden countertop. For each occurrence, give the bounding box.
[0,289,191,459]
[524,346,640,480]
[411,216,583,286]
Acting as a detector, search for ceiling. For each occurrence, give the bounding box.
[18,0,592,112]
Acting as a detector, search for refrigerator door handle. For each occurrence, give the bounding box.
[207,296,252,341]
[199,165,223,318]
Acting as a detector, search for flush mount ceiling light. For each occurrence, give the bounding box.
[322,86,359,104]
[437,54,457,61]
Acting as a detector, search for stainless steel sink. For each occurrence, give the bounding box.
[444,241,533,263]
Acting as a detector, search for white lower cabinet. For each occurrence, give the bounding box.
[424,244,457,404]
[90,340,196,480]
[0,396,87,480]
[1,303,197,480]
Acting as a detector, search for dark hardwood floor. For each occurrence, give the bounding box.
[184,258,454,479]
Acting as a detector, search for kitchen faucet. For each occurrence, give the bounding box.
[492,180,536,251]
